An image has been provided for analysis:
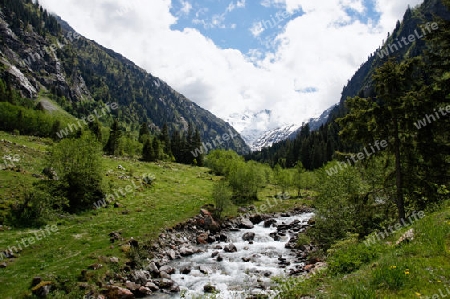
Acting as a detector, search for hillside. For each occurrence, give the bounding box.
[0,0,250,154]
[247,0,450,168]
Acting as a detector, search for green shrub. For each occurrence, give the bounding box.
[48,133,104,212]
[9,186,68,227]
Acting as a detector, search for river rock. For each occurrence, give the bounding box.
[168,249,176,260]
[157,278,174,288]
[224,243,237,253]
[179,245,195,256]
[239,218,254,229]
[145,281,159,291]
[170,283,180,292]
[242,232,255,241]
[145,262,159,276]
[180,266,191,274]
[130,270,149,285]
[264,219,277,227]
[219,233,228,242]
[263,271,272,277]
[159,271,171,279]
[204,284,217,293]
[199,265,211,274]
[107,286,135,298]
[211,251,219,258]
[158,265,173,274]
[197,232,209,244]
[138,286,152,295]
[125,281,140,291]
[204,215,221,233]
[272,234,281,241]
[249,214,264,224]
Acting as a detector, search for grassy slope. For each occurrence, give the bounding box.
[0,131,308,298]
[280,202,450,298]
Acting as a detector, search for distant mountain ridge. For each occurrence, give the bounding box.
[0,0,250,154]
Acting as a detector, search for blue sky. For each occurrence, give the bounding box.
[169,0,381,56]
[40,0,424,137]
[169,0,303,54]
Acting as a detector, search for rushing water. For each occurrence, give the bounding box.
[148,212,314,299]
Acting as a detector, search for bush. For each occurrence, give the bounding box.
[9,185,68,227]
[212,180,233,220]
[307,166,364,248]
[47,133,104,212]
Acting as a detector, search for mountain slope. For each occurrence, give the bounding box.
[0,0,250,154]
[247,0,450,168]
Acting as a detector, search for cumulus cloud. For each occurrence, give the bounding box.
[39,0,424,132]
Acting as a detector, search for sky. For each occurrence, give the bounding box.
[39,0,424,132]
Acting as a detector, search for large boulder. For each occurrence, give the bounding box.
[179,245,195,256]
[264,219,277,228]
[159,266,175,275]
[242,232,255,242]
[130,270,149,285]
[239,218,254,229]
[203,215,221,233]
[249,214,264,224]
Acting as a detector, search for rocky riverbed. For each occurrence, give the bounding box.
[82,205,325,299]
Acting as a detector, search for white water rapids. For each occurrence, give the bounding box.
[148,212,314,299]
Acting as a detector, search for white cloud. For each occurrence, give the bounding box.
[237,0,246,8]
[340,0,365,14]
[39,0,425,133]
[179,0,192,16]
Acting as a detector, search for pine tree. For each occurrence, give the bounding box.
[138,122,150,143]
[193,129,203,166]
[104,119,121,155]
[51,120,61,140]
[338,58,425,221]
[170,130,182,162]
[88,118,102,142]
[159,123,172,156]
[152,137,161,161]
[142,138,155,162]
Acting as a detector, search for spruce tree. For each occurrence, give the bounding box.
[104,119,121,155]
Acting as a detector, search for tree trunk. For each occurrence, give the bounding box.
[393,116,406,221]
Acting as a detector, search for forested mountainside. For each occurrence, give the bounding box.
[247,0,450,169]
[0,0,250,155]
